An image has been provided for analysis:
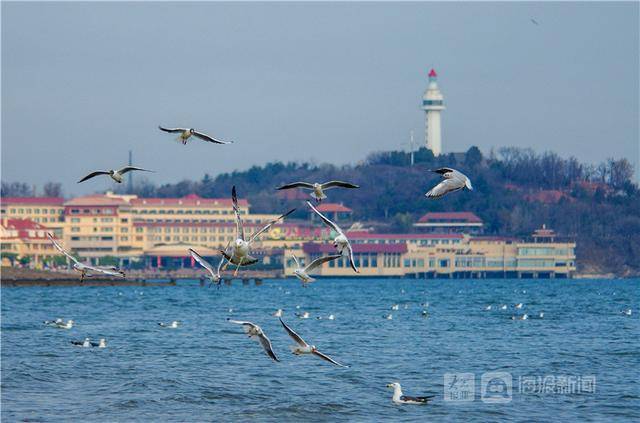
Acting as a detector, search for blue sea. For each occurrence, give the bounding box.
[2,278,639,422]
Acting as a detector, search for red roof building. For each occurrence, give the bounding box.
[309,203,353,224]
[414,211,483,234]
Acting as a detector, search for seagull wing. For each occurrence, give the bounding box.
[189,248,216,278]
[279,318,309,347]
[425,178,463,199]
[291,254,300,268]
[312,350,348,367]
[257,332,280,362]
[248,209,295,244]
[430,167,455,175]
[321,181,360,190]
[276,182,315,190]
[346,242,359,273]
[84,265,125,278]
[47,233,79,264]
[304,255,342,273]
[191,130,231,144]
[117,166,153,175]
[77,171,111,183]
[158,126,187,133]
[306,201,343,235]
[400,395,434,403]
[231,186,245,240]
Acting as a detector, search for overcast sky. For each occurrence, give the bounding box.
[2,2,638,195]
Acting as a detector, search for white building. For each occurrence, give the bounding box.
[421,69,445,156]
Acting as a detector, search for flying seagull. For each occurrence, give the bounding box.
[279,318,347,367]
[291,254,341,284]
[222,186,295,275]
[189,248,225,287]
[158,126,232,145]
[228,319,279,362]
[276,181,359,203]
[425,167,473,199]
[47,233,125,282]
[307,201,358,273]
[386,382,435,405]
[530,18,540,25]
[78,166,152,184]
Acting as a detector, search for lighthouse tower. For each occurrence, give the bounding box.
[421,68,445,156]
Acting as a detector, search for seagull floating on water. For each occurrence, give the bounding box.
[158,321,180,328]
[44,318,74,329]
[307,201,358,273]
[622,309,632,316]
[425,167,473,199]
[386,382,434,405]
[71,338,91,348]
[296,311,310,319]
[90,339,107,348]
[276,180,359,203]
[279,318,347,367]
[291,253,341,284]
[500,305,507,310]
[273,309,283,317]
[222,186,295,275]
[511,314,528,321]
[385,314,393,320]
[485,305,492,311]
[228,319,279,362]
[78,166,152,184]
[515,303,524,309]
[189,248,224,287]
[158,126,232,145]
[47,233,125,282]
[391,304,399,311]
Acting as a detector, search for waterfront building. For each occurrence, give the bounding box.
[413,211,484,234]
[284,227,576,279]
[0,197,65,237]
[0,218,61,266]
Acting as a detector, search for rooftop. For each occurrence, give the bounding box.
[314,203,353,213]
[303,242,408,254]
[417,212,482,224]
[2,197,65,206]
[130,194,248,208]
[64,195,128,207]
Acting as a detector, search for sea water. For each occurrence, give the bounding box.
[2,278,639,422]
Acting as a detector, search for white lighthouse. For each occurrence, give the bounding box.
[421,68,445,156]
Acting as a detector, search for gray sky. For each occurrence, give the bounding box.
[2,2,638,195]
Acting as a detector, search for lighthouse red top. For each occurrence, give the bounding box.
[428,68,437,78]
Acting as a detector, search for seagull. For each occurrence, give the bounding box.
[222,186,295,275]
[421,310,429,318]
[327,314,335,320]
[291,254,341,284]
[485,305,492,311]
[500,305,507,310]
[425,167,473,199]
[47,233,125,282]
[71,338,91,348]
[273,309,283,317]
[90,339,107,348]
[296,312,310,319]
[530,18,540,25]
[622,309,632,316]
[386,382,434,405]
[538,312,545,319]
[158,321,180,328]
[78,166,153,184]
[515,303,523,309]
[385,314,393,320]
[511,314,528,321]
[276,180,359,203]
[306,201,358,273]
[391,304,399,311]
[158,126,232,145]
[279,318,347,367]
[44,318,74,329]
[228,319,279,362]
[189,248,224,287]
